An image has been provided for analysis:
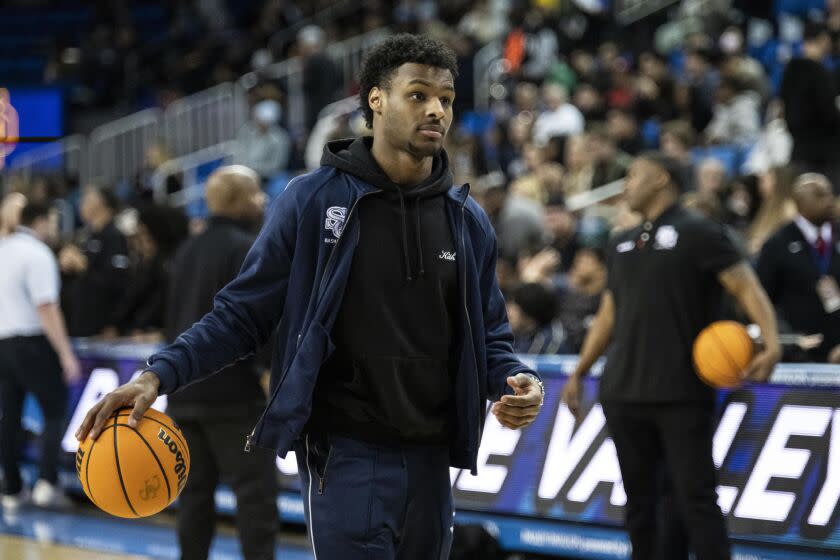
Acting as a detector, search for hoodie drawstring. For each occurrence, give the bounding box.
[397,189,413,281]
[414,197,425,278]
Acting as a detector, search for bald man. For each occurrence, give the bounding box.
[164,166,278,560]
[757,173,840,362]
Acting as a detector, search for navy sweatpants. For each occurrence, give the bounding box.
[294,433,454,560]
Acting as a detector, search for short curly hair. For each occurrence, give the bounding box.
[358,34,458,129]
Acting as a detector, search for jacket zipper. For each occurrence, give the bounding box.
[460,202,481,463]
[245,192,376,453]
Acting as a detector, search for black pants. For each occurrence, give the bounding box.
[0,336,67,496]
[172,412,279,560]
[602,401,731,560]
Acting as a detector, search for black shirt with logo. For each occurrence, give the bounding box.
[600,205,743,403]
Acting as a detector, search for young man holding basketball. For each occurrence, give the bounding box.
[78,34,543,559]
[562,152,780,560]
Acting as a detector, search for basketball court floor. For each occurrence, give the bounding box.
[0,504,314,560]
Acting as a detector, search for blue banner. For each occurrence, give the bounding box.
[17,341,840,558]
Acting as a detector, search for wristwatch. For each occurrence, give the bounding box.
[524,373,545,402]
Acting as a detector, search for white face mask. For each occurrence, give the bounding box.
[253,100,281,126]
[719,30,743,54]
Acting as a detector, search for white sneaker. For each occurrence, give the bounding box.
[31,480,72,509]
[1,488,29,510]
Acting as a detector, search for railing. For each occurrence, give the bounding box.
[87,108,162,186]
[325,27,390,91]
[163,82,247,158]
[6,28,389,189]
[241,27,390,136]
[151,141,236,205]
[7,134,87,184]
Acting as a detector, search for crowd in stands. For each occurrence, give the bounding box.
[4,0,840,364]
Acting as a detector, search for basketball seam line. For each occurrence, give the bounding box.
[113,413,139,517]
[126,425,172,503]
[708,325,744,386]
[112,409,191,464]
[123,414,191,464]
[85,437,101,510]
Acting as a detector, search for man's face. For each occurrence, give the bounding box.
[798,180,835,224]
[623,158,666,214]
[80,188,103,224]
[371,63,454,159]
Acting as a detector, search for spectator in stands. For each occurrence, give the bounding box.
[299,25,342,131]
[681,48,719,133]
[533,83,585,145]
[696,158,728,198]
[544,194,581,272]
[635,52,677,122]
[748,165,797,255]
[103,205,189,339]
[722,174,761,233]
[0,192,26,237]
[589,124,632,188]
[0,202,80,511]
[757,173,840,362]
[132,143,182,204]
[555,247,607,353]
[59,186,130,337]
[573,83,607,122]
[561,134,595,197]
[717,27,770,101]
[473,172,545,262]
[232,98,291,181]
[507,282,567,355]
[780,22,840,190]
[165,166,277,560]
[660,120,696,190]
[704,77,761,147]
[607,108,643,155]
[742,100,792,176]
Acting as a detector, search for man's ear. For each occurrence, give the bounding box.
[368,86,384,118]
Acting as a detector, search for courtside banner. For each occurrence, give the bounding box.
[21,342,840,557]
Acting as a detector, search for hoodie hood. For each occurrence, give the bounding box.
[321,136,453,198]
[321,136,455,281]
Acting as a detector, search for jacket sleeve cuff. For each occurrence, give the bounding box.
[145,358,179,395]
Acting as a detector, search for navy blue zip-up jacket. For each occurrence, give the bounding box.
[145,153,536,474]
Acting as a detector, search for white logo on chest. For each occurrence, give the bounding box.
[324,206,346,242]
[616,241,635,253]
[654,225,679,250]
[439,251,456,261]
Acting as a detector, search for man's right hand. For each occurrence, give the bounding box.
[561,374,584,419]
[75,371,160,441]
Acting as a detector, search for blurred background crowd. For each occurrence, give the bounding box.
[3,0,840,363]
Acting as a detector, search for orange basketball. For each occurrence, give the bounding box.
[76,407,190,518]
[693,321,754,389]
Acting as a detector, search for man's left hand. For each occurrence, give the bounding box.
[491,373,543,430]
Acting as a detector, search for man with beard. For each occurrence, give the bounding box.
[79,35,543,560]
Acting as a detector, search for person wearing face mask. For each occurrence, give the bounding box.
[232,98,291,181]
[163,166,277,560]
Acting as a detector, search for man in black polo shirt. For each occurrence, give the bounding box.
[562,152,781,560]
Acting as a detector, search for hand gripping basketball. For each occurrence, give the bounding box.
[76,371,161,442]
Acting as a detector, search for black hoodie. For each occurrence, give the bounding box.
[309,137,459,444]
